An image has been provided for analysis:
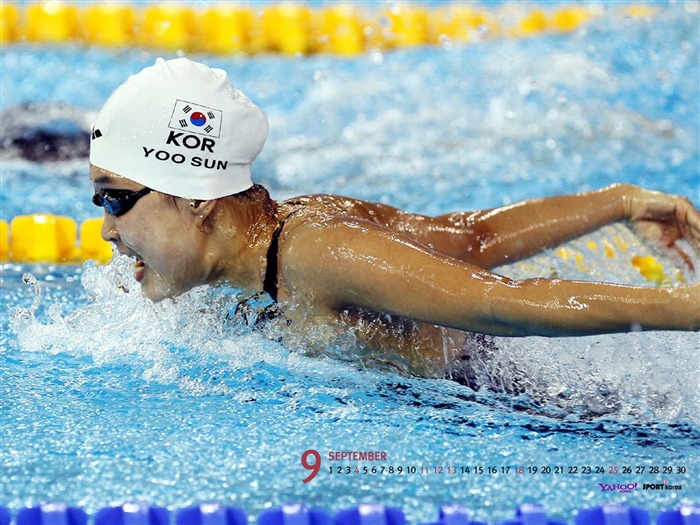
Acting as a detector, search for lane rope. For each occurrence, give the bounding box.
[0,502,697,525]
[0,3,659,56]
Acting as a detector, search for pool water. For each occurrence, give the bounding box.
[1,2,699,523]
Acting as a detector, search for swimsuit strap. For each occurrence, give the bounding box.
[263,211,298,302]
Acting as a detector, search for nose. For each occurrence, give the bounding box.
[100,213,120,243]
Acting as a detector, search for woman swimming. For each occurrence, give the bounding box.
[89,58,699,380]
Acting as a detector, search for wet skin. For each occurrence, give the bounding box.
[91,170,226,302]
[91,165,700,377]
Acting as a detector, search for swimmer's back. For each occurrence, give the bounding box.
[280,194,477,262]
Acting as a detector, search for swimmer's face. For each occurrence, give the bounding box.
[90,165,211,301]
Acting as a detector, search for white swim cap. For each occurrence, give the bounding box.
[90,57,268,200]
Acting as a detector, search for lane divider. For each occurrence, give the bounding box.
[0,3,658,56]
[0,215,112,264]
[0,502,698,525]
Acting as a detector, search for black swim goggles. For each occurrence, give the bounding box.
[92,187,152,217]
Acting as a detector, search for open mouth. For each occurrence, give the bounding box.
[134,258,146,282]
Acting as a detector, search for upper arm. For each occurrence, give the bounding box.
[356,201,489,263]
[277,215,698,337]
[278,218,522,335]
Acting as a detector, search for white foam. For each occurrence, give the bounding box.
[10,236,699,424]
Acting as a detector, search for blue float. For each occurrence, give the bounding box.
[656,506,700,525]
[575,504,649,525]
[420,504,487,525]
[176,504,247,525]
[259,504,332,525]
[0,506,11,525]
[16,503,88,525]
[335,505,406,525]
[498,504,568,525]
[95,503,169,525]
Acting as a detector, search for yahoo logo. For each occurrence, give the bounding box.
[599,483,638,493]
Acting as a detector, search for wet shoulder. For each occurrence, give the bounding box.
[274,194,397,281]
[281,194,407,227]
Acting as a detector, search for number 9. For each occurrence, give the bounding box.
[301,449,321,483]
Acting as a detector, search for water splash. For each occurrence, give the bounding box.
[11,255,272,387]
[486,224,699,423]
[10,233,698,426]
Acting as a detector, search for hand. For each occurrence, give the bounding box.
[623,185,700,271]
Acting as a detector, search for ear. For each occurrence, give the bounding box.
[188,199,219,230]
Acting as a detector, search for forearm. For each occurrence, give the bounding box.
[476,278,699,337]
[450,184,633,268]
[298,217,698,340]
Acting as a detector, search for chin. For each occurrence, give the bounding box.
[140,278,176,303]
[141,288,169,303]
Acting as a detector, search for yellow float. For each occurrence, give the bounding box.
[0,3,658,55]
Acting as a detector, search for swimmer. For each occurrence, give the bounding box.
[1,103,93,162]
[90,58,699,379]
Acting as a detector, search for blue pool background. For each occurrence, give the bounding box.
[1,1,699,522]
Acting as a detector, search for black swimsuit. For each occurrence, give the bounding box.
[262,212,297,302]
[247,211,508,393]
[231,213,296,327]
